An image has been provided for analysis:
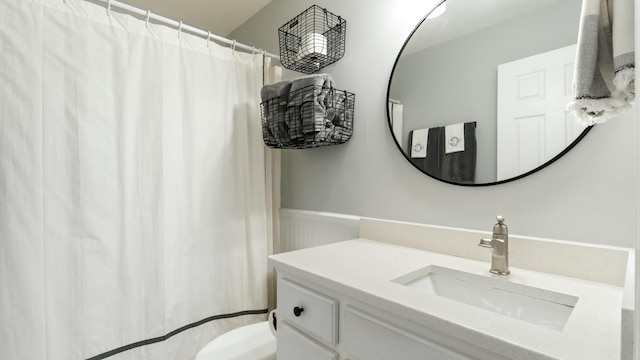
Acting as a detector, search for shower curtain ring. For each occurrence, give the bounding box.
[232,40,237,51]
[178,21,183,38]
[206,31,211,47]
[106,0,112,15]
[145,10,151,27]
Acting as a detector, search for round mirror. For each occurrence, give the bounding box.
[387,0,592,186]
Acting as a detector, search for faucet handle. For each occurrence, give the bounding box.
[478,238,493,248]
[492,215,508,239]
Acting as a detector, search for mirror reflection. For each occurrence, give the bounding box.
[388,0,591,185]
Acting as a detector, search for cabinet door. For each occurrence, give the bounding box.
[278,278,339,345]
[344,307,471,360]
[277,322,339,360]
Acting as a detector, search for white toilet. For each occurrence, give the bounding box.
[194,312,277,360]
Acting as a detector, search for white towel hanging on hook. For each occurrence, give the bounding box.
[445,123,465,154]
[411,128,429,158]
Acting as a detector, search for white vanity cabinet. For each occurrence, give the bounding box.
[275,274,503,360]
[342,306,475,360]
[271,239,626,360]
[278,322,339,360]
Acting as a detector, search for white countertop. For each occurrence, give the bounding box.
[269,238,624,360]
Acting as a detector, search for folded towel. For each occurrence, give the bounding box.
[319,119,352,144]
[260,80,292,102]
[411,128,429,158]
[327,90,349,127]
[445,123,465,154]
[289,74,335,116]
[567,0,635,125]
[288,73,335,103]
[261,80,293,146]
[286,74,335,138]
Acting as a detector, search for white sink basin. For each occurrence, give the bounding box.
[392,265,578,331]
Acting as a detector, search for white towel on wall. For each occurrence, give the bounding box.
[445,123,465,154]
[411,128,429,158]
[390,102,404,149]
[567,0,635,125]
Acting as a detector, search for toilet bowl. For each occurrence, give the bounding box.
[194,320,276,360]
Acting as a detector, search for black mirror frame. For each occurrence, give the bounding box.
[386,0,593,187]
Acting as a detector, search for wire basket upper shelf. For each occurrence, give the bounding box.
[278,5,346,74]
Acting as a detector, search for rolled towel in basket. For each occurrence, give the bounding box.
[295,33,328,62]
[318,90,352,143]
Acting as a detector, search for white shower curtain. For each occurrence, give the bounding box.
[262,56,282,313]
[0,0,270,359]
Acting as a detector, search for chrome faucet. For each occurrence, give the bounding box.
[478,216,510,275]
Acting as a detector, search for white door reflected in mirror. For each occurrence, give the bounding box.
[496,44,587,181]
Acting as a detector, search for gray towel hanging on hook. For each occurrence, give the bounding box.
[408,122,477,184]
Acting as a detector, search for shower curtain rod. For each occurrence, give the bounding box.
[90,0,280,60]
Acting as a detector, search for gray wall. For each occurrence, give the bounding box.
[391,1,581,183]
[231,0,637,247]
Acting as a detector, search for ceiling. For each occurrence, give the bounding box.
[120,0,273,36]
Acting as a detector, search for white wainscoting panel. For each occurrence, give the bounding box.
[279,209,360,253]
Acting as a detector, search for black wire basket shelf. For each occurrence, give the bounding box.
[260,84,355,149]
[278,5,346,74]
